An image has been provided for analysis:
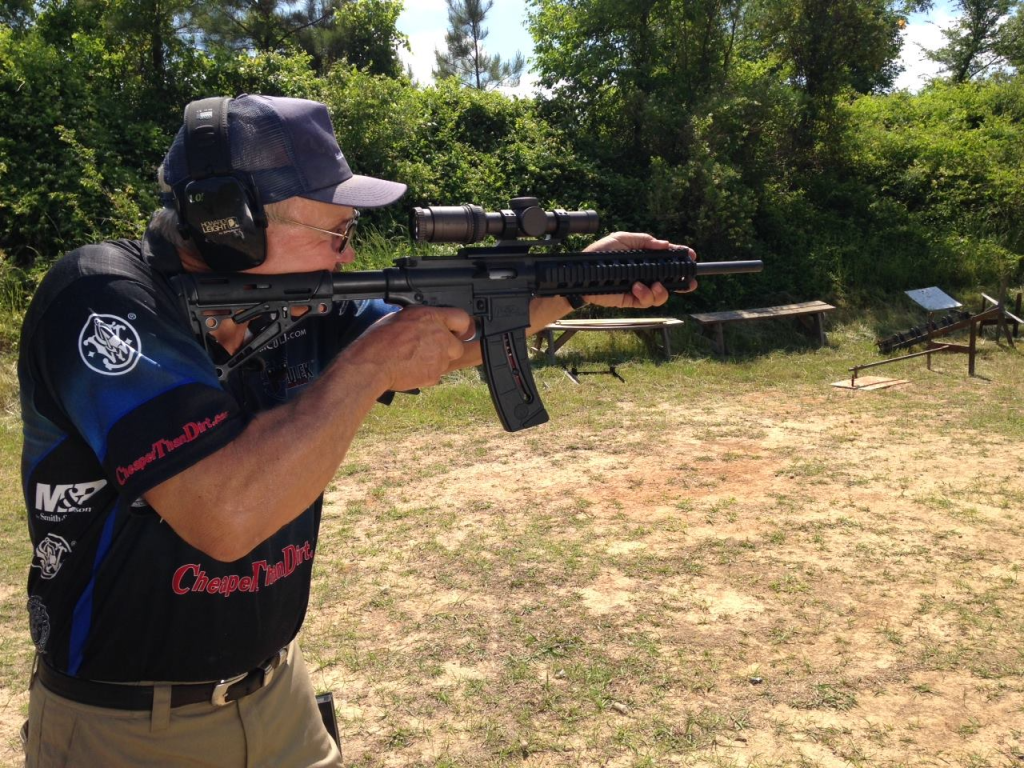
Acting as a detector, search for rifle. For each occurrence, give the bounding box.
[172,197,763,432]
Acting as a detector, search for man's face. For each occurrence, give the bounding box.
[249,197,359,275]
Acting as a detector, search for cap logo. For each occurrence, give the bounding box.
[197,109,214,120]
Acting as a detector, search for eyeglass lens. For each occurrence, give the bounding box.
[335,214,359,253]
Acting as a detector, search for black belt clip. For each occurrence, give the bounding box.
[211,646,287,707]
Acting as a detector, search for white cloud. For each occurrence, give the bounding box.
[400,28,446,86]
[496,70,542,99]
[895,8,956,91]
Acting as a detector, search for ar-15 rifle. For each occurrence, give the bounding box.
[172,197,763,432]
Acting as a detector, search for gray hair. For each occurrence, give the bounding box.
[151,163,200,258]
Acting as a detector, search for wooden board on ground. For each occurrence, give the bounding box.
[831,376,911,391]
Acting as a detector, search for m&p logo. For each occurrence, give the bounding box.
[34,480,107,523]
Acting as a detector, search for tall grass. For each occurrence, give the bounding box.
[0,251,36,354]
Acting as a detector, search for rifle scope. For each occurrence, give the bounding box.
[411,197,600,244]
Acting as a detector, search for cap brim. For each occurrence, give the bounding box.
[300,174,407,209]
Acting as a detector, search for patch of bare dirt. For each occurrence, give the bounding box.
[308,387,1024,766]
[5,383,1020,768]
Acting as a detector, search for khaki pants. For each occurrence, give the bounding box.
[23,642,341,768]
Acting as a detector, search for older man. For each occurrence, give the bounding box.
[18,94,688,766]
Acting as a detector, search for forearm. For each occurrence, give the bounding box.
[144,340,392,561]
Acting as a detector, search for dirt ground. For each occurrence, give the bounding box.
[296,377,1024,767]
[2,368,1022,767]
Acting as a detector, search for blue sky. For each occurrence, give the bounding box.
[397,1,538,94]
[397,0,959,95]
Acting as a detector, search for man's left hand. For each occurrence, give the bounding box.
[581,232,698,309]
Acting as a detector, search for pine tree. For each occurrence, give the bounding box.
[432,0,525,90]
[925,0,1020,82]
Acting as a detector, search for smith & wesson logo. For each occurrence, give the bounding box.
[78,314,142,375]
[32,534,73,580]
[34,480,108,523]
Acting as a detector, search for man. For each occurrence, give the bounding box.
[19,94,693,766]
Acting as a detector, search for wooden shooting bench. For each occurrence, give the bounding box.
[690,300,836,356]
[539,318,685,364]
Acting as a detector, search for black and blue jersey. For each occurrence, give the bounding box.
[19,231,393,682]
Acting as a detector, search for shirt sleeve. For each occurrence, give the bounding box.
[29,272,247,503]
[335,299,399,348]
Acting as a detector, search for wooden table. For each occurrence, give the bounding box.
[690,300,836,355]
[539,318,685,363]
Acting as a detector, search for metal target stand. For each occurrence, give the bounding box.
[842,287,1018,389]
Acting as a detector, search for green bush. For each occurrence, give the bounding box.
[844,79,1024,290]
[2,7,1022,317]
[0,26,154,263]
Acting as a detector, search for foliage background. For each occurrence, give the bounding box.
[1,0,1023,326]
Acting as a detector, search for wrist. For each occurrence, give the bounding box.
[335,336,399,397]
[565,295,587,311]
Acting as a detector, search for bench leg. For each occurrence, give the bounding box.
[814,312,827,347]
[546,330,579,363]
[545,329,556,365]
[631,328,673,360]
[969,317,978,376]
[697,323,724,355]
[714,323,726,356]
[796,313,828,347]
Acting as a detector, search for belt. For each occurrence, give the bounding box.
[35,647,288,711]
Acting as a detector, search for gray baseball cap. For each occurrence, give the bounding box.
[160,94,406,208]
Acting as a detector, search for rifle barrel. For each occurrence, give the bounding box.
[695,260,763,275]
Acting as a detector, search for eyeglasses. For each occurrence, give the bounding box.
[275,210,360,253]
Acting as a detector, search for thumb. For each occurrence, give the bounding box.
[434,307,473,338]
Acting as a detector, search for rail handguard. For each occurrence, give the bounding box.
[172,198,763,432]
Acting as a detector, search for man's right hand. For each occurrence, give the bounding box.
[349,306,471,393]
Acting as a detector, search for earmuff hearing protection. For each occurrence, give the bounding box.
[173,97,268,272]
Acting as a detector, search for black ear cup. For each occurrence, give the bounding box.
[174,98,267,272]
[179,175,267,271]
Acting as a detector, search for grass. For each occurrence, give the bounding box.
[1,289,1023,766]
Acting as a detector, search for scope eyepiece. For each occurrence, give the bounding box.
[411,198,600,243]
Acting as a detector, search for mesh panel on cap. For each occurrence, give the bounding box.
[228,97,305,204]
[160,95,404,209]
